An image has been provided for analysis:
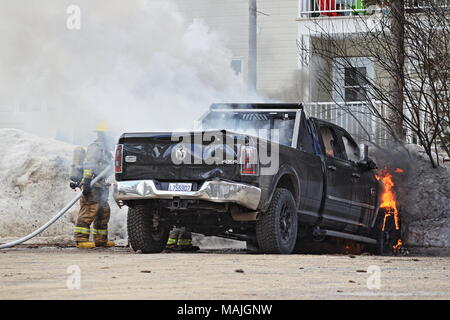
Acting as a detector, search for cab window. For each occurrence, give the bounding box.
[319,126,346,160]
[342,135,360,162]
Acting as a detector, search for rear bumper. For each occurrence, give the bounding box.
[113,180,261,210]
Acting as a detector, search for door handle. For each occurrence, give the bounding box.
[352,173,361,179]
[327,165,336,171]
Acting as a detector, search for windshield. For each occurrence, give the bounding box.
[201,111,296,146]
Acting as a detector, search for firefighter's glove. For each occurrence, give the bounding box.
[82,178,92,196]
[69,181,79,190]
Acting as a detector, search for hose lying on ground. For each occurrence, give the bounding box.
[0,165,112,249]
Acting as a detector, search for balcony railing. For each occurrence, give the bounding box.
[300,0,372,17]
[303,101,393,144]
[299,0,450,18]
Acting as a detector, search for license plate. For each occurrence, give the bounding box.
[168,183,192,192]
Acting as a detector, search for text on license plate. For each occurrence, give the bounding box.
[168,183,192,191]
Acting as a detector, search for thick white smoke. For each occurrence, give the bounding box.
[0,0,261,243]
[0,0,261,145]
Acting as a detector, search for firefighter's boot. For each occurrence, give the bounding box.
[76,241,96,249]
[175,229,200,252]
[163,228,181,252]
[96,241,115,247]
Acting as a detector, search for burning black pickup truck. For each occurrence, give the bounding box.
[113,103,388,254]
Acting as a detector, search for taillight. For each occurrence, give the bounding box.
[114,144,123,173]
[240,146,259,176]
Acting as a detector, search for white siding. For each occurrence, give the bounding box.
[257,0,299,98]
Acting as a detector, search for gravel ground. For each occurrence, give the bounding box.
[1,246,449,300]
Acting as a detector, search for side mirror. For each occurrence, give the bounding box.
[358,144,377,170]
[359,144,369,162]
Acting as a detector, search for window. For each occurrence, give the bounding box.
[333,57,374,102]
[230,59,243,77]
[274,118,295,146]
[344,67,367,102]
[342,135,360,162]
[320,126,346,160]
[298,114,315,154]
[202,111,296,146]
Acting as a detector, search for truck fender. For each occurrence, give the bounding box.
[261,165,301,212]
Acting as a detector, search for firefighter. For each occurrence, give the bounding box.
[164,227,200,252]
[72,122,115,248]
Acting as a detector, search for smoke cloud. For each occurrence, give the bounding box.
[0,0,265,244]
[0,0,262,145]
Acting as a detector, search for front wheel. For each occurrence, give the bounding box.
[127,205,170,253]
[367,210,397,255]
[256,188,298,254]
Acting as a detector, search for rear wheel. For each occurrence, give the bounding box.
[127,205,170,253]
[256,188,298,254]
[246,240,259,253]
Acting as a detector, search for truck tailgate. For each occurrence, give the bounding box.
[117,131,245,182]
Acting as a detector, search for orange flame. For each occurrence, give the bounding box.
[393,239,404,254]
[375,168,404,253]
[375,170,400,231]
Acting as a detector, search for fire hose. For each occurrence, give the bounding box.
[0,165,112,249]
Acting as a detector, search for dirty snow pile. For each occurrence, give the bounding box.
[371,145,450,248]
[0,128,126,244]
[398,147,450,248]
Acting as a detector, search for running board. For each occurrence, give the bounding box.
[313,228,377,245]
[216,231,255,242]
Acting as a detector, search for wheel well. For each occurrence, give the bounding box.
[276,174,299,205]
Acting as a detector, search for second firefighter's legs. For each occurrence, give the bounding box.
[164,227,199,252]
[165,228,180,250]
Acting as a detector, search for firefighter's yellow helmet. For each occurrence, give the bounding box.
[95,121,108,132]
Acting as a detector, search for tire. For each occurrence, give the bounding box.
[256,188,298,254]
[127,205,170,253]
[367,210,397,255]
[246,240,259,253]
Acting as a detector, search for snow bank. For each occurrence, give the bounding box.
[397,147,450,248]
[0,128,126,243]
